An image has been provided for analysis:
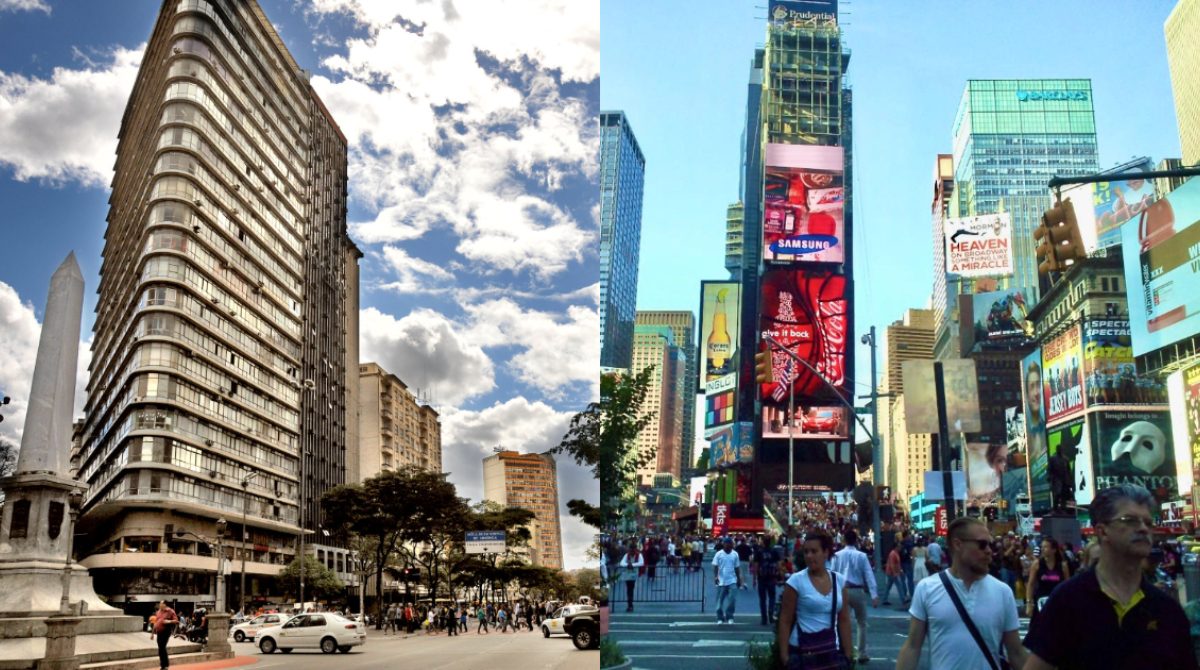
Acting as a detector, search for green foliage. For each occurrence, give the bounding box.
[600,637,627,669]
[696,447,710,471]
[276,555,344,602]
[745,637,783,670]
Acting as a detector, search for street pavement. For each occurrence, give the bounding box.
[227,622,597,670]
[605,569,1030,670]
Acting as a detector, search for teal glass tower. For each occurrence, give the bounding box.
[600,111,646,370]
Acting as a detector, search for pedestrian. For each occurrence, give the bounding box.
[383,603,397,635]
[1022,484,1198,669]
[460,606,468,633]
[152,600,179,670]
[882,541,907,605]
[927,535,945,570]
[405,604,416,634]
[712,536,740,625]
[752,535,782,626]
[895,517,1026,670]
[899,531,915,602]
[513,602,524,631]
[645,540,661,582]
[682,538,693,571]
[476,604,489,634]
[776,529,854,669]
[618,543,644,613]
[1000,533,1022,601]
[426,607,438,635]
[735,536,753,590]
[444,607,457,636]
[912,536,930,584]
[1026,536,1072,620]
[830,529,878,665]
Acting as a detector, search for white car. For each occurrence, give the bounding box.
[230,613,290,643]
[542,605,596,638]
[257,612,366,655]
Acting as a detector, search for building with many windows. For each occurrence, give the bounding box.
[73,0,360,615]
[725,202,744,275]
[600,111,645,370]
[482,451,563,570]
[1166,0,1200,165]
[356,362,443,480]
[636,311,696,471]
[879,309,935,496]
[632,325,686,487]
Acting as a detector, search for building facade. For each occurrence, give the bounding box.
[632,324,685,486]
[481,451,563,570]
[879,309,935,495]
[929,154,956,357]
[356,362,443,480]
[636,311,696,471]
[725,202,744,275]
[600,111,645,370]
[1166,0,1200,165]
[74,0,359,614]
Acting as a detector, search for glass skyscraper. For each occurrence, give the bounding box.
[600,111,645,370]
[935,79,1100,357]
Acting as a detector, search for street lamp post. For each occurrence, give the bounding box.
[240,471,261,615]
[215,518,227,613]
[59,489,84,615]
[296,378,316,612]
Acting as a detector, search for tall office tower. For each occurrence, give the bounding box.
[878,309,935,495]
[1167,0,1200,165]
[734,48,765,432]
[636,311,696,470]
[929,154,956,358]
[949,80,1099,295]
[890,394,933,508]
[73,0,360,612]
[631,325,685,486]
[482,451,563,569]
[600,111,646,370]
[356,362,443,480]
[725,202,744,275]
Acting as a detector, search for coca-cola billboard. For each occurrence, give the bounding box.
[712,502,730,538]
[758,271,848,404]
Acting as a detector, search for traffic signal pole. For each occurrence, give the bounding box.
[1047,165,1200,191]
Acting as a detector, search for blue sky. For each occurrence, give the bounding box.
[602,0,1184,402]
[0,0,599,568]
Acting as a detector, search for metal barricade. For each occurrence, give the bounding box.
[610,562,707,612]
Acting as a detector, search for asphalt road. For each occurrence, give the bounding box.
[230,624,598,670]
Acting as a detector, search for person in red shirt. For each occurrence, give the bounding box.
[153,601,179,670]
[882,545,908,606]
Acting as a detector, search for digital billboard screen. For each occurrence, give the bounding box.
[1021,349,1051,514]
[768,0,838,29]
[1006,406,1026,468]
[763,144,845,265]
[700,282,742,433]
[965,442,1001,505]
[1046,416,1094,509]
[944,214,1014,278]
[1124,176,1200,356]
[689,476,707,508]
[1042,325,1084,423]
[1081,318,1166,407]
[971,287,1035,342]
[1168,363,1200,501]
[1093,168,1156,250]
[759,271,848,404]
[1090,410,1179,504]
[762,405,850,440]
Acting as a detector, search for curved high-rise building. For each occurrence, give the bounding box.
[74,0,361,615]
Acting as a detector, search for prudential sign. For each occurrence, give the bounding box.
[1016,90,1089,102]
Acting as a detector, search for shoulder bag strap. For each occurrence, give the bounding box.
[937,572,1000,670]
[830,573,839,631]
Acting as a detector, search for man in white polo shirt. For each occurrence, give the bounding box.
[712,536,740,625]
[896,517,1027,670]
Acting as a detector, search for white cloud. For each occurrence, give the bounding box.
[463,298,599,399]
[376,244,455,294]
[0,281,91,446]
[358,306,494,406]
[0,45,142,186]
[0,0,50,13]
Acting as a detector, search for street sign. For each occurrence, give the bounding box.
[465,531,506,554]
[935,507,948,536]
[924,471,967,501]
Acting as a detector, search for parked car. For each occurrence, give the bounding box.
[542,605,593,638]
[563,608,600,650]
[230,613,290,643]
[257,612,366,655]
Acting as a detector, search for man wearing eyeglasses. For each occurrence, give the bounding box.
[1022,484,1197,669]
[896,517,1026,670]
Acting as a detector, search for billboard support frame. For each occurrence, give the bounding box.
[933,363,958,524]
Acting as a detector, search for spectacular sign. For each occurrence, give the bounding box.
[944,214,1014,278]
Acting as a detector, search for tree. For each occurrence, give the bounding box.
[389,467,470,606]
[696,447,710,471]
[0,437,17,514]
[551,369,657,531]
[574,568,604,602]
[277,555,344,603]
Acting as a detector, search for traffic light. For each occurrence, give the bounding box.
[1034,199,1086,274]
[754,347,774,384]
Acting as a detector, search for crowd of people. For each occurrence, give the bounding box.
[607,483,1198,669]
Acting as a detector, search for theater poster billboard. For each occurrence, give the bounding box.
[1090,410,1179,504]
[972,287,1035,342]
[759,271,848,404]
[1082,318,1166,407]
[1123,176,1200,357]
[1021,349,1051,515]
[944,213,1013,278]
[1042,325,1084,423]
[1046,417,1094,509]
[763,144,845,265]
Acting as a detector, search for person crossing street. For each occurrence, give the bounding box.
[712,536,741,625]
[831,529,878,665]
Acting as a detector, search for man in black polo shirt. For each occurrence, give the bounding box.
[1023,484,1197,669]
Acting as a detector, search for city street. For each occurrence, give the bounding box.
[606,571,1029,669]
[230,626,597,670]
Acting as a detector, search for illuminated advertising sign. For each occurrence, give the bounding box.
[712,502,730,537]
[1042,325,1084,423]
[1046,417,1094,509]
[965,442,1001,505]
[1168,363,1200,501]
[762,405,850,440]
[709,422,754,467]
[1089,410,1179,504]
[689,476,707,507]
[700,282,742,433]
[1021,349,1051,514]
[763,144,845,265]
[768,0,838,29]
[758,271,848,404]
[1060,160,1155,253]
[944,213,1013,278]
[1123,176,1200,356]
[1006,406,1026,466]
[971,287,1034,342]
[1081,318,1166,407]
